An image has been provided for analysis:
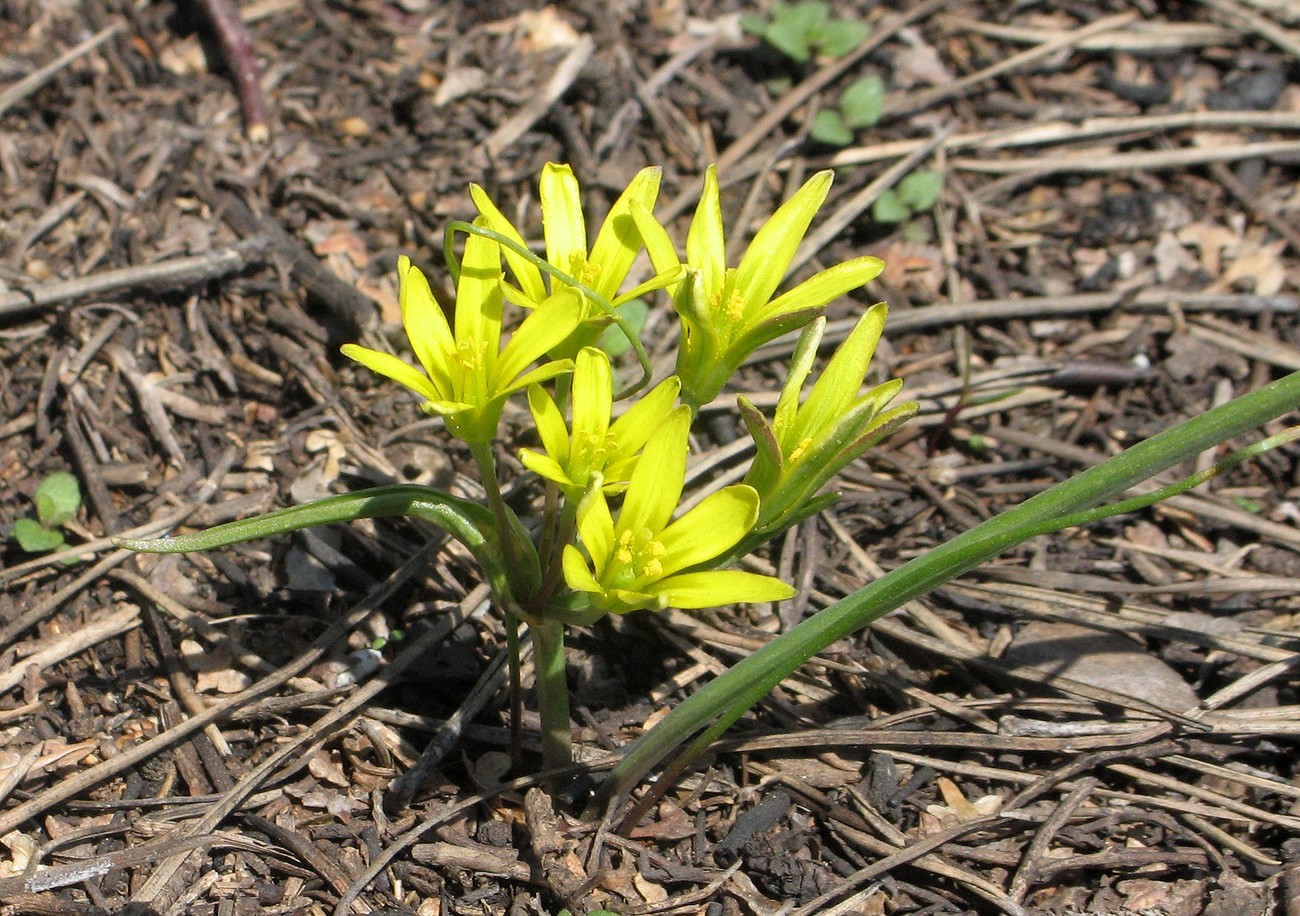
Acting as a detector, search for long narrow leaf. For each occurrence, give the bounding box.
[597,369,1300,805]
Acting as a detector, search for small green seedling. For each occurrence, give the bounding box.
[872,169,944,224]
[811,74,886,146]
[13,471,81,553]
[741,2,870,63]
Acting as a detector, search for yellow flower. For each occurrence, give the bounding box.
[341,238,581,443]
[471,163,678,356]
[562,408,795,616]
[519,347,681,500]
[739,308,916,533]
[635,165,885,408]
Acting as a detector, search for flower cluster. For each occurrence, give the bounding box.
[341,163,915,623]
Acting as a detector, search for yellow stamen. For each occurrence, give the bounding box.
[788,436,814,464]
[724,289,745,323]
[612,527,668,581]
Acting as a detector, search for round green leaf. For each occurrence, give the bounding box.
[34,472,81,528]
[810,109,852,146]
[840,75,885,129]
[871,189,910,223]
[14,517,66,553]
[897,170,944,212]
[820,19,871,58]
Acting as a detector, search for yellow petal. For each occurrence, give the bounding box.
[758,255,884,326]
[647,570,795,609]
[570,347,613,448]
[526,384,569,466]
[540,162,587,280]
[396,256,456,397]
[788,303,886,449]
[575,486,615,574]
[587,166,662,300]
[496,289,583,385]
[657,485,759,577]
[735,169,833,318]
[470,183,547,304]
[618,407,690,537]
[562,544,603,594]
[341,344,439,402]
[685,165,726,298]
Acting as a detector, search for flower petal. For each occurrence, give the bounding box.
[341,344,439,402]
[757,255,884,326]
[519,449,577,491]
[526,384,569,466]
[497,289,584,385]
[454,228,505,403]
[562,544,603,594]
[469,184,547,304]
[789,303,887,448]
[773,318,824,443]
[686,165,726,299]
[570,347,612,448]
[587,166,662,300]
[608,375,680,462]
[630,200,682,284]
[735,169,833,317]
[397,257,456,397]
[646,570,795,609]
[657,484,759,576]
[619,406,690,536]
[575,487,615,575]
[503,359,576,398]
[607,587,664,613]
[540,162,587,278]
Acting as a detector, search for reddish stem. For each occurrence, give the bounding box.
[194,0,269,141]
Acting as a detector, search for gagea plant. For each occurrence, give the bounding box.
[118,163,915,770]
[115,161,1300,818]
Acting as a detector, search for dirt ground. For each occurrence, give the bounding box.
[1,1,1299,914]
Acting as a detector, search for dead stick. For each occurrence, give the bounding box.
[0,23,122,119]
[0,243,261,321]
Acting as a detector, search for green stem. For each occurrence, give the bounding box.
[538,494,579,607]
[595,368,1300,809]
[506,611,523,769]
[467,440,538,607]
[531,616,573,769]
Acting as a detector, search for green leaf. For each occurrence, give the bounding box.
[765,21,812,62]
[765,2,829,62]
[810,109,852,146]
[897,170,944,211]
[820,19,871,58]
[840,75,885,129]
[597,299,649,358]
[739,13,767,36]
[13,517,65,552]
[597,367,1300,810]
[34,471,81,528]
[871,188,910,223]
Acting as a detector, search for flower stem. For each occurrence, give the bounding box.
[505,610,523,769]
[467,439,537,606]
[530,617,573,769]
